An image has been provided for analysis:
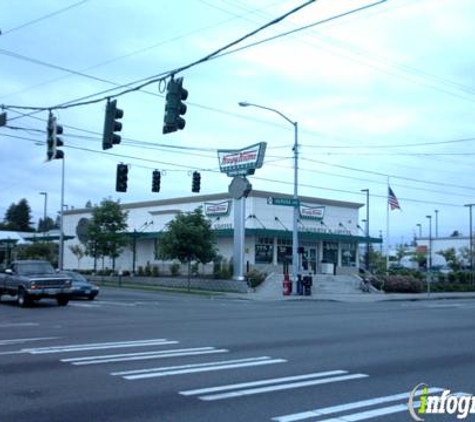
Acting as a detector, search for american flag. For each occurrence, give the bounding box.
[388,186,401,210]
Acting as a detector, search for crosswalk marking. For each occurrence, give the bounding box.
[180,370,348,397]
[0,337,60,346]
[113,356,286,380]
[61,347,229,365]
[272,387,445,422]
[181,371,368,401]
[24,339,177,354]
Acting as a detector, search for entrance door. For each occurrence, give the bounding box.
[302,247,317,273]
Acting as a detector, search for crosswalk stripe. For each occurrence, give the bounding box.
[118,357,286,380]
[112,356,277,376]
[196,373,369,401]
[62,347,229,365]
[181,370,348,397]
[0,337,60,346]
[272,387,445,422]
[317,402,417,422]
[24,339,177,354]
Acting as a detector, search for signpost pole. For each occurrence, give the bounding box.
[233,197,246,281]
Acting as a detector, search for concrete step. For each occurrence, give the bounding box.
[254,273,364,297]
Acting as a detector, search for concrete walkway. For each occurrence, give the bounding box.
[227,273,475,302]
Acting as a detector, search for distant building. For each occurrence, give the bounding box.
[62,190,381,275]
[416,234,470,267]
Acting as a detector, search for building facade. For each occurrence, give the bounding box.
[62,190,381,275]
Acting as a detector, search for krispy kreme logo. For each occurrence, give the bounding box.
[218,142,266,176]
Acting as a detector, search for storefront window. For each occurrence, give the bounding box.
[277,238,292,264]
[322,241,338,264]
[341,242,357,266]
[255,237,274,264]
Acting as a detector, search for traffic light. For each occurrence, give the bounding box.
[152,170,161,192]
[192,171,201,193]
[46,112,64,161]
[163,76,188,134]
[116,163,128,192]
[103,99,124,150]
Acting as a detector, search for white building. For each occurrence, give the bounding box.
[62,190,381,275]
[416,234,470,267]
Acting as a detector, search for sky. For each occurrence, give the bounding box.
[1,0,475,247]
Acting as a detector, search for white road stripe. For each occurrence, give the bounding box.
[181,370,348,397]
[112,356,275,376]
[318,403,417,422]
[198,374,369,401]
[24,339,176,354]
[66,348,229,365]
[0,337,60,346]
[0,323,39,327]
[69,303,100,308]
[61,347,216,362]
[124,357,286,380]
[273,388,444,422]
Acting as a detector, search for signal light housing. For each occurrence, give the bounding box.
[103,99,124,150]
[163,77,188,134]
[116,163,128,192]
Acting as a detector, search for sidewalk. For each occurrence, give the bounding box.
[227,290,475,302]
[226,274,475,302]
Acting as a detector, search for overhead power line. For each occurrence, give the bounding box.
[0,0,90,36]
[2,0,388,114]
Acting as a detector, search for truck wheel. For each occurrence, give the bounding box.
[17,288,31,307]
[57,296,69,307]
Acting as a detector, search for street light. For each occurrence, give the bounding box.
[426,215,432,296]
[416,223,422,238]
[39,192,47,241]
[239,101,299,293]
[435,209,439,238]
[361,189,370,271]
[465,204,475,283]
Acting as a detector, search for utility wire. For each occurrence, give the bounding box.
[0,0,90,36]
[2,0,317,112]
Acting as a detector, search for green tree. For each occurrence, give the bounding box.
[437,247,462,271]
[16,242,58,265]
[158,208,217,286]
[38,216,57,233]
[85,198,128,271]
[69,244,85,269]
[3,199,34,231]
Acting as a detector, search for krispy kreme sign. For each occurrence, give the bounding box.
[218,142,266,176]
[204,201,230,217]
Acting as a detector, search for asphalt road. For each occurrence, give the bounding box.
[1,287,474,422]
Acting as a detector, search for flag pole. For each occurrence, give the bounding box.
[386,177,390,273]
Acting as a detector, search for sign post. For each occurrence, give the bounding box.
[218,143,266,281]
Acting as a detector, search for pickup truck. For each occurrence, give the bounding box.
[0,260,72,307]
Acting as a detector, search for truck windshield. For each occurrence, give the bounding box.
[16,263,55,275]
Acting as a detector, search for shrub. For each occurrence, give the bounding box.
[246,269,267,289]
[137,266,145,276]
[151,265,160,277]
[382,276,424,293]
[170,262,181,277]
[191,262,199,277]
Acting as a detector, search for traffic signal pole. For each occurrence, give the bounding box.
[59,157,65,270]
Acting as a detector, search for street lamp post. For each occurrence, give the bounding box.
[416,223,422,238]
[435,209,439,238]
[361,189,369,271]
[426,215,432,296]
[239,101,299,293]
[39,192,47,241]
[465,204,475,284]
